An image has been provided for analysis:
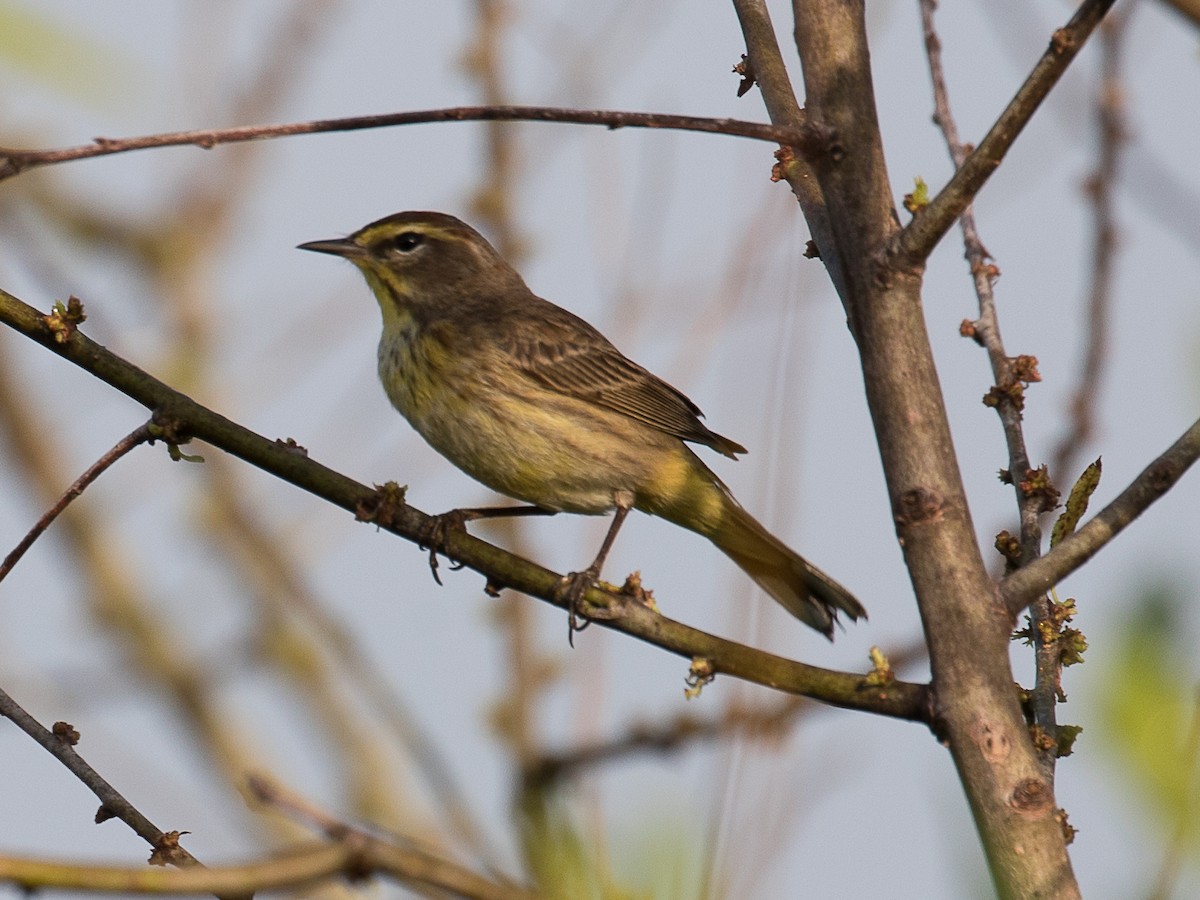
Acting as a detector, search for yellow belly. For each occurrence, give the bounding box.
[377,327,727,531]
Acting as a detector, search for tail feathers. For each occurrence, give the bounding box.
[713,502,865,639]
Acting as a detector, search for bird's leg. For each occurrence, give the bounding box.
[559,491,634,646]
[420,505,556,584]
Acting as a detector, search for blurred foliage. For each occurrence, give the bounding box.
[614,805,710,900]
[517,786,708,900]
[518,788,637,899]
[0,0,133,107]
[1097,583,1200,858]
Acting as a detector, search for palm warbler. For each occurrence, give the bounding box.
[299,211,865,637]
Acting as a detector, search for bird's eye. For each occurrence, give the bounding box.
[387,231,425,253]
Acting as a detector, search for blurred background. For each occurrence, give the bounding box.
[0,1,1197,896]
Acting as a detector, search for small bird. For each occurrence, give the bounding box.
[299,212,865,638]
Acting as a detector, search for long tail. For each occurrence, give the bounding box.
[711,497,866,639]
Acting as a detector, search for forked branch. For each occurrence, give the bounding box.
[1002,416,1200,616]
[896,0,1119,266]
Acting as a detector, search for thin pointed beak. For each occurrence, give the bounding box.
[297,237,366,259]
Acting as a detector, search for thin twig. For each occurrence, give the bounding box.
[1050,5,1134,483]
[247,773,359,838]
[896,0,1119,266]
[0,422,153,584]
[0,687,204,869]
[919,0,1060,770]
[247,773,440,858]
[0,106,812,182]
[0,288,929,721]
[918,2,1041,548]
[1002,415,1200,614]
[0,338,300,859]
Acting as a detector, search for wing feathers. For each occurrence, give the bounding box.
[503,311,747,459]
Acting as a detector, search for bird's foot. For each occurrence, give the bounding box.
[555,567,631,647]
[555,567,599,647]
[417,509,473,585]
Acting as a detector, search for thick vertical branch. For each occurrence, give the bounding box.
[777,1,1083,896]
[789,1,898,310]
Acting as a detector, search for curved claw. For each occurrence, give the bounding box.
[556,568,600,647]
[417,510,472,585]
[416,505,553,585]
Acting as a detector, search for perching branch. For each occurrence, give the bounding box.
[895,0,1119,267]
[1001,415,1200,616]
[0,288,928,723]
[0,106,813,182]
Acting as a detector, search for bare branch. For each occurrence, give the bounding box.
[0,106,811,182]
[731,0,846,297]
[790,1,1083,893]
[0,319,302,855]
[896,0,1119,266]
[0,422,153,584]
[919,0,1061,771]
[1002,416,1200,615]
[791,0,897,311]
[1050,7,1134,483]
[0,288,929,722]
[0,688,205,871]
[525,700,804,788]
